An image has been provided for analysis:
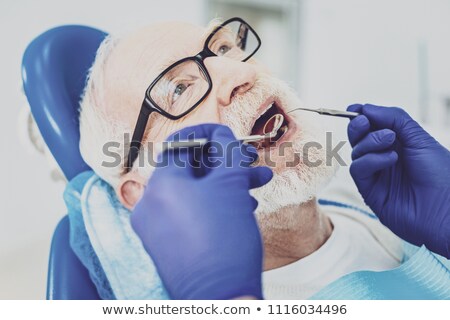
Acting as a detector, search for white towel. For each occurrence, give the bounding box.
[66,171,169,299]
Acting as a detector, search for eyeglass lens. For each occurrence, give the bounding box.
[150,60,209,117]
[207,20,258,60]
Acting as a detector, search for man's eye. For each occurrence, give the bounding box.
[218,45,231,56]
[172,83,188,101]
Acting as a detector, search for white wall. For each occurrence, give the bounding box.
[297,0,450,129]
[0,0,203,299]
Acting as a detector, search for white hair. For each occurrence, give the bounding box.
[79,35,131,187]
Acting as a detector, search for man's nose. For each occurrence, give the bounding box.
[204,57,257,106]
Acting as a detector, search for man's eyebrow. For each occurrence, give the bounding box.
[157,52,187,74]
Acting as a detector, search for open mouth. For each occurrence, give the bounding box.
[249,101,290,149]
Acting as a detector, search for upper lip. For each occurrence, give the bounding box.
[255,97,281,121]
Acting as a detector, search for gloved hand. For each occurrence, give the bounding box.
[130,124,273,299]
[347,104,450,258]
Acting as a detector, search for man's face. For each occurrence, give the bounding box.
[106,21,336,214]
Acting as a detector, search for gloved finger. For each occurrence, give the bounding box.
[359,104,435,148]
[347,115,371,147]
[247,166,273,189]
[209,141,258,168]
[359,104,411,130]
[237,144,259,167]
[347,103,364,113]
[250,196,259,212]
[351,129,396,160]
[350,151,398,192]
[208,129,258,169]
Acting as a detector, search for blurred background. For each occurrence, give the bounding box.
[1,0,449,299]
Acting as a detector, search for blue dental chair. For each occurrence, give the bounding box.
[22,25,108,299]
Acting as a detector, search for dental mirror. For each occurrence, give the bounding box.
[263,114,284,137]
[240,114,285,148]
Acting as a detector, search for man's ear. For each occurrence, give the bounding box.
[117,172,146,210]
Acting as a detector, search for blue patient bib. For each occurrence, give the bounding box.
[312,245,450,299]
[65,172,450,300]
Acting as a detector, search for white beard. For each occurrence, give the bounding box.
[221,74,338,216]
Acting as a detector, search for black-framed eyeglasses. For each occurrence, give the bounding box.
[125,17,261,171]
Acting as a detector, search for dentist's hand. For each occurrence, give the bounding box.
[347,104,450,258]
[131,124,273,299]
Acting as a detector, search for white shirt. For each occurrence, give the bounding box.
[262,210,401,299]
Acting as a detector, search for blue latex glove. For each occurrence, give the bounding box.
[130,124,273,299]
[347,104,450,258]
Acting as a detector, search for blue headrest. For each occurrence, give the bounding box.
[22,25,108,180]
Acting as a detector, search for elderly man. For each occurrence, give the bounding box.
[77,18,407,299]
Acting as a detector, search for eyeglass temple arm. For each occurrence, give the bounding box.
[125,104,152,172]
[237,23,249,50]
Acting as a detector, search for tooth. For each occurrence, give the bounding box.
[258,102,274,118]
[266,102,275,112]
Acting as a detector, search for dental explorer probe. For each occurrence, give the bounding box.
[162,114,285,150]
[287,107,360,119]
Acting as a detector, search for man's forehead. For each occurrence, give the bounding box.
[112,21,210,79]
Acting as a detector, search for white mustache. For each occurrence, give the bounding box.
[221,74,293,138]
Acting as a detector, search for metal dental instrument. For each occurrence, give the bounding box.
[163,114,285,150]
[287,107,360,119]
[240,114,284,144]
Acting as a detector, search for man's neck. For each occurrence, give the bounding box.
[258,199,333,271]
